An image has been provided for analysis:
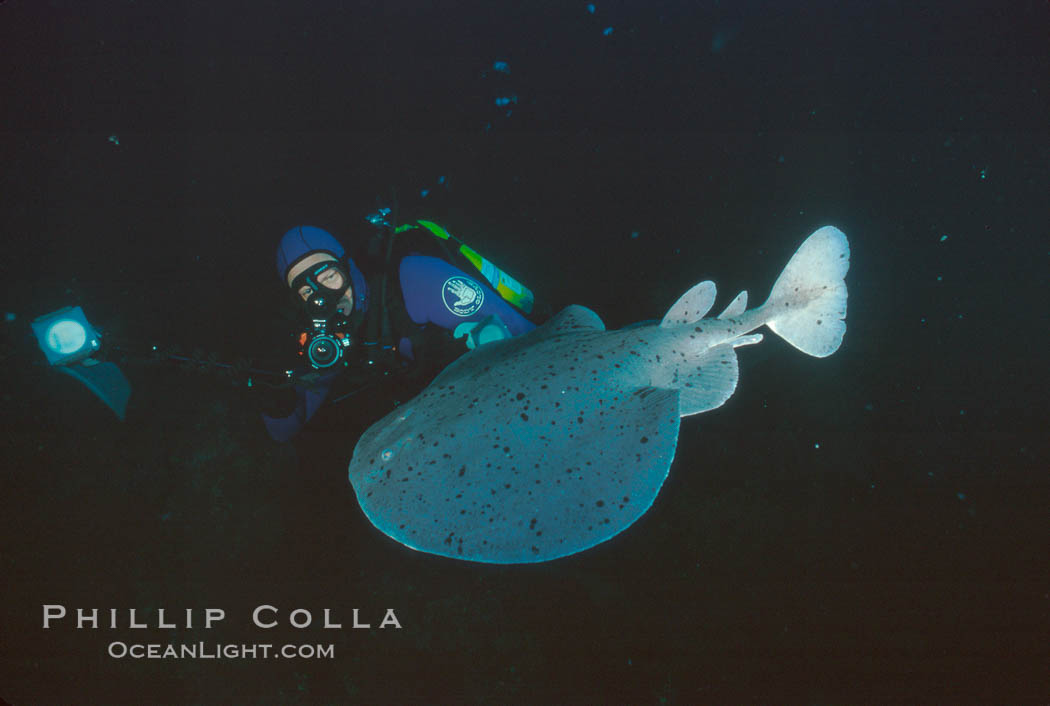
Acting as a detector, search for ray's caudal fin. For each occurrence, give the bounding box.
[763,226,850,358]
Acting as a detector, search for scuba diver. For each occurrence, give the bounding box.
[261,217,540,442]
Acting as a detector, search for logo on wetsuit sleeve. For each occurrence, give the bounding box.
[442,276,485,317]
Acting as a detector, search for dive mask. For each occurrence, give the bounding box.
[290,260,351,318]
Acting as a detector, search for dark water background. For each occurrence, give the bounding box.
[1,0,1047,703]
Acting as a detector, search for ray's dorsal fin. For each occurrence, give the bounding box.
[717,290,748,319]
[660,281,717,327]
[545,305,606,334]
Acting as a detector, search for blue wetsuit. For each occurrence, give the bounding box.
[397,255,534,354]
[263,253,535,442]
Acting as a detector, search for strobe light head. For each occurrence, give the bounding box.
[31,306,102,366]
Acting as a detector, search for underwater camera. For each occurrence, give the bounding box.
[299,318,352,369]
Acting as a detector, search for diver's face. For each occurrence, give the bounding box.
[286,253,354,316]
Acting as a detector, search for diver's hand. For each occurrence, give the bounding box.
[453,315,511,350]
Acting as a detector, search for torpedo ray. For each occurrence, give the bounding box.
[348,226,850,563]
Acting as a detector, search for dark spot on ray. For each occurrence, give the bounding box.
[458,466,466,477]
[596,500,605,507]
[516,392,525,400]
[641,436,649,443]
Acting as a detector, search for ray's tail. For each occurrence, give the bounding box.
[763,226,850,358]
